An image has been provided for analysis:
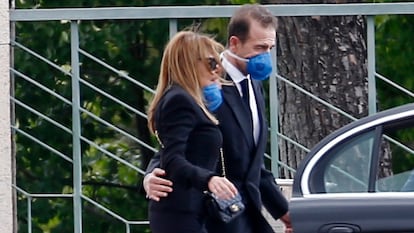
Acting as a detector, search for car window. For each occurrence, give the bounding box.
[376,124,414,192]
[323,131,375,193]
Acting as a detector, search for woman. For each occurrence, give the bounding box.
[147,31,239,233]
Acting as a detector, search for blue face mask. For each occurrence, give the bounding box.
[226,50,273,80]
[203,83,223,112]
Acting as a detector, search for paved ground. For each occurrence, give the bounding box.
[263,179,293,233]
[263,208,286,233]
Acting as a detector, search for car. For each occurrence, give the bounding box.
[289,103,414,233]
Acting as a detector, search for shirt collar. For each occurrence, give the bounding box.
[221,52,249,83]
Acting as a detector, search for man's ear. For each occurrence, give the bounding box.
[228,36,240,52]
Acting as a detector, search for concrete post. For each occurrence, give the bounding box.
[0,0,13,232]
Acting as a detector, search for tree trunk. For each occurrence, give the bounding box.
[263,0,371,178]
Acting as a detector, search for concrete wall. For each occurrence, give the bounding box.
[0,0,12,232]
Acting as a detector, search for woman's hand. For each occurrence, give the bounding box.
[207,176,238,200]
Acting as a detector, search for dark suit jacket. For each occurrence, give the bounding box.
[207,77,288,232]
[149,84,221,214]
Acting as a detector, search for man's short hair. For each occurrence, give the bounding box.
[227,4,278,43]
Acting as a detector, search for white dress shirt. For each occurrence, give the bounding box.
[221,55,260,145]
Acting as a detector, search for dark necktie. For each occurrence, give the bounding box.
[240,79,250,108]
[240,78,255,144]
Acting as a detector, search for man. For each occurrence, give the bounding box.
[144,4,292,233]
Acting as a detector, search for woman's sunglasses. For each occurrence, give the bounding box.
[207,57,219,71]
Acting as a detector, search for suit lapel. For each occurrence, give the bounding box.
[246,80,268,179]
[251,80,267,149]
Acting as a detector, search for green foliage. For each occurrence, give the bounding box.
[375,14,414,109]
[363,0,414,174]
[366,0,414,174]
[375,13,414,173]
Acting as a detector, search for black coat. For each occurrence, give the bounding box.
[146,79,288,232]
[149,85,221,214]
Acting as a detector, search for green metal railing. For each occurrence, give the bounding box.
[10,3,414,233]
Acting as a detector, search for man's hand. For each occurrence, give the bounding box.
[143,168,173,201]
[280,212,293,233]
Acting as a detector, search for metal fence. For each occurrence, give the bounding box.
[9,3,414,233]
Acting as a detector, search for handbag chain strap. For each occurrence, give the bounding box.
[154,130,164,148]
[219,148,226,177]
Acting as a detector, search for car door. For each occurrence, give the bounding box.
[290,104,414,233]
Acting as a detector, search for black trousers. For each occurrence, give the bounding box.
[149,210,207,233]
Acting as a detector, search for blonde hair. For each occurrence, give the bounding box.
[147,31,224,134]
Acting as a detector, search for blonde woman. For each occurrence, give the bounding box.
[147,31,238,233]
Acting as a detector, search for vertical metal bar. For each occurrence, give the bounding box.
[71,21,82,233]
[269,45,279,178]
[169,19,177,39]
[9,1,18,232]
[126,223,130,233]
[367,16,377,115]
[27,197,32,233]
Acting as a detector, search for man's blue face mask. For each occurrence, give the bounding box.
[226,50,273,81]
[203,83,223,112]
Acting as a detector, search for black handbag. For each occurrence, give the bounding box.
[204,148,245,223]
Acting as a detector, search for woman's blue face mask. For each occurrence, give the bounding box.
[226,50,273,81]
[203,83,223,112]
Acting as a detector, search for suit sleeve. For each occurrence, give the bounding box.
[144,152,161,176]
[259,166,289,219]
[253,80,288,218]
[157,93,215,191]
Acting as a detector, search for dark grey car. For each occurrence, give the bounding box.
[290,103,414,233]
